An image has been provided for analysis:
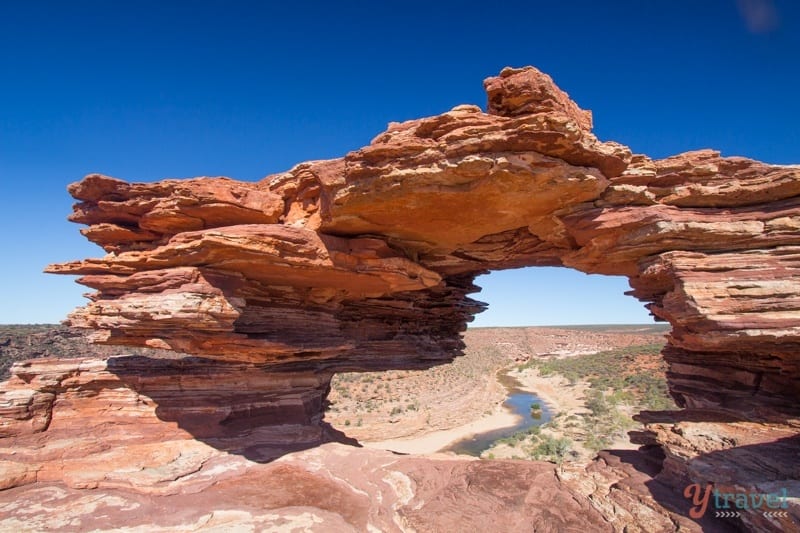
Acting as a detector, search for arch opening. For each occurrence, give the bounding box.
[469,267,657,328]
[325,265,674,459]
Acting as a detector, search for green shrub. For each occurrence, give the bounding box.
[529,435,572,464]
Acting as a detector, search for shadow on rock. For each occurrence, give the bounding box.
[107,354,361,463]
[625,409,800,532]
[597,447,738,532]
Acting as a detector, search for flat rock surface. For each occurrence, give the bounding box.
[0,442,702,532]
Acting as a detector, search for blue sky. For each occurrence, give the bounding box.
[1,1,797,325]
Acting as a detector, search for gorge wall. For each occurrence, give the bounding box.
[2,66,798,530]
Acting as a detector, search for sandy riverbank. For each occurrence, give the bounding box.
[363,366,585,455]
[364,364,638,459]
[340,328,667,457]
[362,402,520,455]
[509,367,587,419]
[496,366,638,460]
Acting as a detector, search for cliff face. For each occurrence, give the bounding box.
[2,66,799,530]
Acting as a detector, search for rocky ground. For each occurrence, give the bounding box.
[2,325,797,532]
[0,323,713,532]
[1,439,713,533]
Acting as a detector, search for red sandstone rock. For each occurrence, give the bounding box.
[69,174,284,253]
[43,66,800,422]
[484,66,594,129]
[633,411,800,532]
[0,65,797,531]
[0,439,636,531]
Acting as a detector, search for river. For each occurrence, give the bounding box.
[442,370,551,456]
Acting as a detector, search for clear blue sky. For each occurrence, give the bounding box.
[1,1,797,325]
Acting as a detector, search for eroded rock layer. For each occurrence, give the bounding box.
[45,66,800,420]
[2,66,799,530]
[0,357,336,464]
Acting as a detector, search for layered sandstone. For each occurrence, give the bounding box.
[1,65,798,530]
[44,67,799,419]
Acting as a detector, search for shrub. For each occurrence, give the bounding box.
[530,435,572,464]
[586,390,611,418]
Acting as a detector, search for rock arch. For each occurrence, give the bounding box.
[45,66,799,426]
[0,65,796,530]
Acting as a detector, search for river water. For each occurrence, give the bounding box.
[442,371,551,456]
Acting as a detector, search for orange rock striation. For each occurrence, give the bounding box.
[45,66,799,419]
[1,65,799,530]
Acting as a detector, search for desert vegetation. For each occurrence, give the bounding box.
[327,326,670,451]
[326,342,510,441]
[483,341,675,463]
[0,325,75,378]
[0,324,174,380]
[526,343,672,410]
